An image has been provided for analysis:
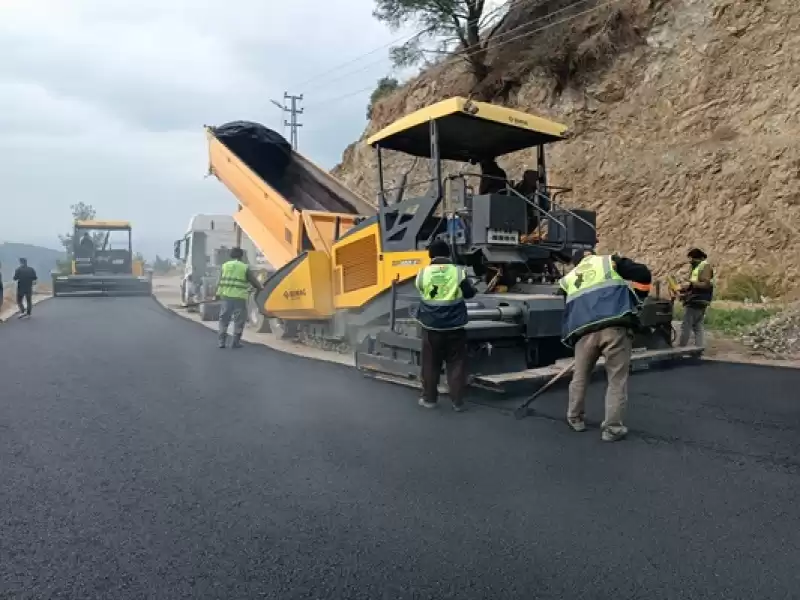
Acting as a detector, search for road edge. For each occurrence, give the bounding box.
[0,293,51,322]
[149,291,355,367]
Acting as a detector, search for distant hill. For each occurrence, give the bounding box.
[0,243,65,281]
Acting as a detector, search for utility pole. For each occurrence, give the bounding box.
[269,93,303,149]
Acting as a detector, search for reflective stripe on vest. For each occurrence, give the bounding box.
[690,260,714,283]
[559,255,637,346]
[217,260,250,299]
[416,264,465,305]
[687,259,714,305]
[560,255,626,301]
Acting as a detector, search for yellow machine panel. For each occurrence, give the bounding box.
[331,220,430,310]
[208,133,303,266]
[332,222,381,308]
[263,251,334,319]
[381,251,430,287]
[234,204,299,268]
[208,131,363,272]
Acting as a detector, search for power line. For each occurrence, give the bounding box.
[270,93,304,149]
[303,85,375,111]
[289,1,518,93]
[302,0,617,111]
[287,28,433,90]
[299,0,597,97]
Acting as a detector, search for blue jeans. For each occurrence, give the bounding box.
[218,297,247,343]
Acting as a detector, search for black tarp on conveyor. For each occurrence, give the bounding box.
[212,121,372,215]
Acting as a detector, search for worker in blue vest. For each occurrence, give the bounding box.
[559,249,649,442]
[215,247,262,349]
[679,248,714,347]
[415,239,477,411]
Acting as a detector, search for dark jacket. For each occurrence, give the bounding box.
[558,255,650,345]
[613,256,651,286]
[416,257,477,330]
[13,266,37,292]
[613,256,652,301]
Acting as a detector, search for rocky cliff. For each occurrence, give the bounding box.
[332,0,800,293]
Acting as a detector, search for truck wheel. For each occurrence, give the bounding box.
[247,296,271,333]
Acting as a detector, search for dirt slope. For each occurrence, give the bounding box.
[332,0,800,292]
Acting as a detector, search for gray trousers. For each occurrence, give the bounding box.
[679,305,706,347]
[218,297,247,343]
[568,327,632,431]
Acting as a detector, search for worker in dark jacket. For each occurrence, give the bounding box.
[559,249,650,442]
[478,158,507,195]
[13,258,37,318]
[214,247,262,348]
[415,239,477,412]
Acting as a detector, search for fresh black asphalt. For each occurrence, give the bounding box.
[1,297,798,599]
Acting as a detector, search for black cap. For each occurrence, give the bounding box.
[687,248,707,260]
[428,239,451,259]
[230,247,244,259]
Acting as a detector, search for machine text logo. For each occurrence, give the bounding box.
[283,288,307,300]
[392,259,421,267]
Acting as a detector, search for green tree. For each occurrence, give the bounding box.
[367,76,401,119]
[57,202,98,271]
[372,0,498,82]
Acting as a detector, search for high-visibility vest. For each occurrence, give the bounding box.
[216,260,250,299]
[415,262,468,330]
[559,255,638,346]
[687,260,714,305]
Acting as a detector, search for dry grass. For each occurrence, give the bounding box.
[719,272,785,302]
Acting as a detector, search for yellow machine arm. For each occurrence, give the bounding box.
[206,129,366,271]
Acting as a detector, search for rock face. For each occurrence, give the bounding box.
[332,0,800,292]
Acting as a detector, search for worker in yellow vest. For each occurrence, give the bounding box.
[415,239,477,411]
[559,249,648,442]
[679,248,714,347]
[215,247,262,349]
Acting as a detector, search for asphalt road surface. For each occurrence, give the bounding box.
[1,297,799,599]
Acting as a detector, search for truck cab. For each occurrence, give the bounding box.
[173,214,264,320]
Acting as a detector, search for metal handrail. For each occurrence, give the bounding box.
[445,171,596,244]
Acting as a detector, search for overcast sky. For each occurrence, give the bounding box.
[0,0,413,257]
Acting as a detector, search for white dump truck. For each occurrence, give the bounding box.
[173,214,267,321]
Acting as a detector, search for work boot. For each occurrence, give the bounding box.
[418,397,437,409]
[567,417,587,432]
[452,402,468,412]
[231,335,243,349]
[601,425,628,442]
[218,335,227,349]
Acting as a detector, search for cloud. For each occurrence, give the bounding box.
[0,0,408,255]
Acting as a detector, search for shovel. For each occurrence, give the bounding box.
[513,359,575,420]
